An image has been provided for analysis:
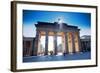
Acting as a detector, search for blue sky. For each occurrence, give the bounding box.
[23,10,91,37]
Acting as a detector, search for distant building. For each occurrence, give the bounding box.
[23,21,82,57]
[23,37,35,57]
[80,35,91,52]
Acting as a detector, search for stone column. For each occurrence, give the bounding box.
[64,32,68,54]
[32,38,35,56]
[72,32,75,53]
[24,41,26,56]
[45,31,48,55]
[85,41,87,52]
[77,31,82,52]
[29,41,32,56]
[34,31,39,56]
[54,32,57,55]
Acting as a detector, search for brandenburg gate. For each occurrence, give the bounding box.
[33,21,81,56]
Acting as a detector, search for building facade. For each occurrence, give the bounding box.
[23,21,82,57]
[33,21,81,56]
[80,35,91,52]
[23,37,35,57]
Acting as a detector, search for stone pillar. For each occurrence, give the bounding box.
[23,41,26,56]
[85,41,87,52]
[29,41,32,56]
[64,32,68,54]
[34,31,39,56]
[77,32,82,52]
[72,32,75,53]
[54,32,57,55]
[32,39,35,56]
[45,31,48,55]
